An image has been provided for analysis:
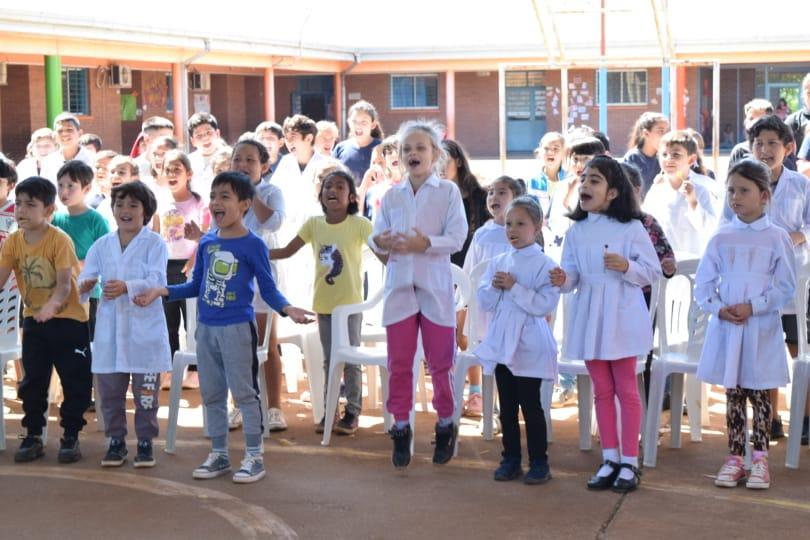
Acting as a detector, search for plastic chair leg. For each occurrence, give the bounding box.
[786,361,809,469]
[482,374,495,441]
[320,361,346,447]
[643,365,669,468]
[541,380,553,443]
[685,374,703,442]
[163,359,187,454]
[301,334,325,425]
[670,373,685,448]
[451,359,468,424]
[576,375,593,451]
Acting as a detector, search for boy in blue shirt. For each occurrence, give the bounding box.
[135,172,314,483]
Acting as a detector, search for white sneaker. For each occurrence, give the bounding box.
[228,406,243,431]
[267,407,288,432]
[232,455,266,484]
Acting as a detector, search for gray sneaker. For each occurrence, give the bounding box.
[192,452,231,479]
[232,455,266,484]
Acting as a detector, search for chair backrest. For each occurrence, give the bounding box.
[362,249,386,326]
[656,258,707,358]
[0,285,20,349]
[794,273,810,358]
[184,298,198,351]
[450,263,471,312]
[463,260,491,346]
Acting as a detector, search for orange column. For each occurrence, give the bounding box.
[334,72,343,134]
[445,70,456,140]
[172,62,185,146]
[264,67,275,121]
[675,66,687,130]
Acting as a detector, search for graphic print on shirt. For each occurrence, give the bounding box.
[203,247,238,307]
[161,209,186,242]
[319,244,343,285]
[20,255,57,309]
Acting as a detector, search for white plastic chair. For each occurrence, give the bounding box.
[321,265,471,451]
[786,273,810,469]
[277,316,325,424]
[0,285,20,451]
[643,259,710,468]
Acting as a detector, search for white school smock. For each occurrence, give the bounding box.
[369,174,468,327]
[559,213,662,360]
[474,244,560,379]
[642,177,717,257]
[695,215,796,389]
[462,220,511,338]
[79,227,172,374]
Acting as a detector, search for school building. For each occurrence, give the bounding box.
[0,2,808,167]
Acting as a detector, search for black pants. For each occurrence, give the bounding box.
[19,317,92,436]
[495,364,548,464]
[88,297,98,341]
[163,259,188,360]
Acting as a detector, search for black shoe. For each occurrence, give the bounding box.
[612,463,642,493]
[802,416,809,446]
[14,434,44,463]
[101,438,127,467]
[432,422,458,465]
[334,411,359,435]
[58,436,82,464]
[315,417,326,434]
[771,415,786,440]
[134,439,155,468]
[493,456,523,481]
[87,400,96,413]
[523,460,552,485]
[586,460,620,490]
[389,425,412,469]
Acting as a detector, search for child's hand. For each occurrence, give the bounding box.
[184,220,202,242]
[604,252,630,273]
[718,306,745,325]
[79,279,98,295]
[391,228,430,254]
[360,165,384,190]
[661,256,677,276]
[727,303,753,323]
[134,288,162,307]
[283,305,316,324]
[549,267,566,287]
[34,300,60,323]
[679,178,698,209]
[492,271,516,290]
[373,230,395,251]
[790,231,806,246]
[103,280,127,300]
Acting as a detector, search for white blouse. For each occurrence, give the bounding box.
[80,227,172,374]
[474,244,560,379]
[696,215,796,389]
[642,177,717,257]
[369,174,468,327]
[462,220,511,338]
[560,213,662,360]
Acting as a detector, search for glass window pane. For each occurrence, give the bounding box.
[527,71,545,86]
[392,77,414,108]
[607,72,622,103]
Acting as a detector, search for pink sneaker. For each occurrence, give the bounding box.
[746,453,770,489]
[463,393,483,418]
[714,455,745,488]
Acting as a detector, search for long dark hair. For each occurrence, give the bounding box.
[628,112,668,150]
[442,139,483,199]
[567,155,641,223]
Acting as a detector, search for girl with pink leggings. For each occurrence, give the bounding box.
[550,156,661,493]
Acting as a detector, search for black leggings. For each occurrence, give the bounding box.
[726,386,771,455]
[495,364,548,464]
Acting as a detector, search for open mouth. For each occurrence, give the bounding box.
[211,210,226,221]
[391,160,399,168]
[580,193,593,202]
[408,158,421,168]
[119,216,133,223]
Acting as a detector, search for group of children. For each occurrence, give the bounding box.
[1,91,809,492]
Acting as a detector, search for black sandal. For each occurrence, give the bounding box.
[586,460,620,490]
[611,463,642,493]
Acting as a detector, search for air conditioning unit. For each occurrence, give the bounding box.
[109,65,132,88]
[189,72,210,91]
[0,62,7,86]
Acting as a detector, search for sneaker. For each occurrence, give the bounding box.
[389,425,412,469]
[101,438,128,467]
[228,406,243,431]
[133,439,156,468]
[801,416,809,446]
[267,407,288,432]
[463,393,483,417]
[771,415,786,440]
[192,452,232,479]
[714,455,746,488]
[523,460,552,485]
[232,455,266,484]
[58,436,82,464]
[334,411,359,435]
[746,455,771,489]
[493,456,523,481]
[432,422,458,465]
[551,386,575,408]
[14,434,44,463]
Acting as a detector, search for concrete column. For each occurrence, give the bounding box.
[675,66,687,129]
[498,65,506,173]
[264,67,275,121]
[661,64,671,118]
[333,72,342,132]
[171,63,185,147]
[560,68,569,132]
[44,55,62,127]
[445,70,456,140]
[598,67,608,132]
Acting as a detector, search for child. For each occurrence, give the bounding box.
[333,100,383,185]
[78,181,171,468]
[52,161,111,340]
[641,131,717,257]
[360,136,401,220]
[40,113,95,184]
[78,133,102,155]
[135,116,175,179]
[188,112,227,200]
[16,128,58,180]
[271,168,372,434]
[315,120,340,157]
[86,150,118,226]
[134,172,314,484]
[0,157,17,246]
[370,120,468,468]
[729,99,774,168]
[255,121,285,180]
[696,159,796,490]
[623,112,669,195]
[143,135,179,188]
[528,132,566,216]
[459,175,525,415]
[108,155,140,188]
[550,156,661,493]
[0,176,92,464]
[475,197,560,484]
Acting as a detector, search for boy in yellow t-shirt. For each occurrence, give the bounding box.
[271,168,373,435]
[0,177,91,464]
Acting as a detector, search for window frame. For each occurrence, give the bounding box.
[605,70,649,106]
[390,74,440,110]
[61,67,91,116]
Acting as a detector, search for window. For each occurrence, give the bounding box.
[606,70,648,105]
[61,68,90,115]
[391,75,439,109]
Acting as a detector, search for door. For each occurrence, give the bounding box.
[506,71,547,153]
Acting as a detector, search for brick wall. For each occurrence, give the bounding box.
[0,64,33,161]
[244,75,265,130]
[455,71,498,157]
[274,76,298,123]
[210,74,248,144]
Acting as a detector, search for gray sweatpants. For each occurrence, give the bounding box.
[97,372,160,441]
[196,321,263,443]
[318,313,362,417]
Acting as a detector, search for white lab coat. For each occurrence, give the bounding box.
[80,227,171,374]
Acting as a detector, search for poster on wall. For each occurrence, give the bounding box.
[193,93,211,114]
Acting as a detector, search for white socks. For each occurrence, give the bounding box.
[597,448,620,477]
[618,455,639,481]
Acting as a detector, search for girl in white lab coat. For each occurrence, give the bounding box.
[370,120,468,469]
[79,181,171,469]
[550,156,661,493]
[475,197,560,485]
[696,159,795,490]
